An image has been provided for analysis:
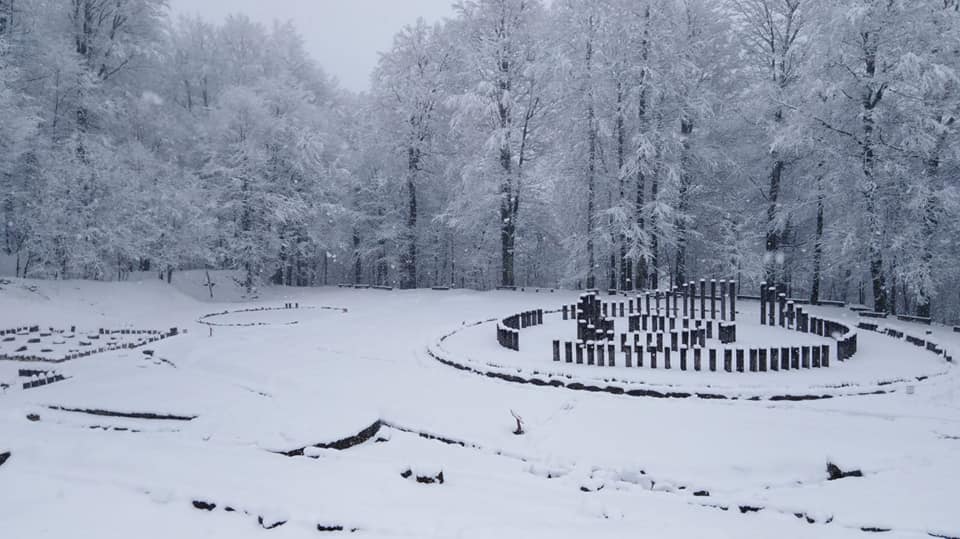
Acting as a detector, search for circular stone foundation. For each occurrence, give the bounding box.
[198,305,347,327]
[429,304,950,400]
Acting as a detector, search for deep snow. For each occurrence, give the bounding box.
[1,274,958,538]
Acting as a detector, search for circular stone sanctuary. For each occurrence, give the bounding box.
[433,278,954,400]
[197,303,348,327]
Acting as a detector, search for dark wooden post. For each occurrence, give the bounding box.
[724,349,732,372]
[736,349,745,373]
[760,280,767,325]
[768,287,777,325]
[576,343,584,364]
[689,281,697,318]
[729,282,736,322]
[802,346,810,369]
[759,349,767,372]
[720,280,727,321]
[664,347,672,369]
[778,294,787,327]
[682,283,688,318]
[650,349,657,369]
[625,345,633,368]
[680,348,688,371]
[597,344,605,367]
[770,348,779,371]
[750,349,758,372]
[699,280,706,319]
[812,346,821,368]
[822,344,830,367]
[565,342,573,363]
[710,280,717,319]
[553,340,560,362]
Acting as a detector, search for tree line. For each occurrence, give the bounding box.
[1,0,958,321]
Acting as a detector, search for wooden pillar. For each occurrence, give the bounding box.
[822,344,830,367]
[689,281,696,319]
[682,284,688,318]
[553,340,560,362]
[710,280,717,319]
[720,280,728,321]
[770,348,779,371]
[729,282,736,322]
[565,342,573,363]
[759,349,767,372]
[700,279,707,319]
[664,347,672,369]
[749,349,758,372]
[767,287,776,326]
[760,280,767,325]
[802,346,810,369]
[625,345,633,368]
[680,348,688,371]
[723,349,732,372]
[736,349,745,373]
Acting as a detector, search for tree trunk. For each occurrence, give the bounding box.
[401,147,419,289]
[616,81,630,290]
[675,117,693,286]
[765,158,783,285]
[861,33,887,313]
[497,33,516,288]
[810,176,824,304]
[635,5,650,291]
[585,26,596,290]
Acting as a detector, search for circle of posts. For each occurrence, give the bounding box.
[495,278,860,375]
[197,304,347,327]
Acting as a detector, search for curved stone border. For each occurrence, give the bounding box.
[280,420,382,457]
[857,321,954,363]
[496,310,544,351]
[434,315,951,401]
[197,304,348,327]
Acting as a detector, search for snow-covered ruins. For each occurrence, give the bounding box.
[1,0,959,538]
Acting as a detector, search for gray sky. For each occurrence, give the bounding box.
[169,0,458,92]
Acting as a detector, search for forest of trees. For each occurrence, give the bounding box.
[1,0,958,321]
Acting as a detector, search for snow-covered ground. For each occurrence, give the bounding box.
[1,275,958,538]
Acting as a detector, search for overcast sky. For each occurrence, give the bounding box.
[168,0,458,92]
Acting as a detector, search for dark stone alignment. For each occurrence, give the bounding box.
[47,406,196,421]
[281,421,383,457]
